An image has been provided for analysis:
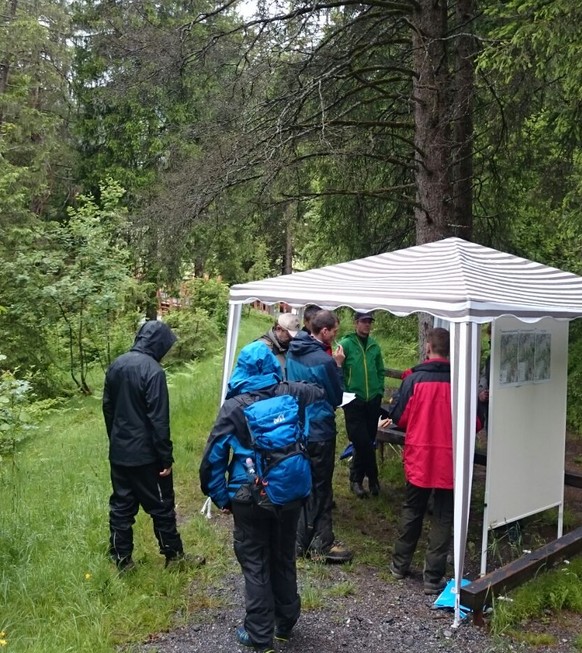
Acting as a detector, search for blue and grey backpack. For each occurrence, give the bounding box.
[243,394,311,507]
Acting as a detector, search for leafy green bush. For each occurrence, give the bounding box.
[162,308,222,363]
[181,277,229,334]
[0,355,37,457]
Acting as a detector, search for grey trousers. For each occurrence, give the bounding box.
[392,482,453,584]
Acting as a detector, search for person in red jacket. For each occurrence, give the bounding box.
[388,327,453,595]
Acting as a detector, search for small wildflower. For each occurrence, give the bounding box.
[0,638,7,647]
[84,572,92,580]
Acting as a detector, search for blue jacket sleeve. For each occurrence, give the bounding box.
[102,375,114,438]
[199,433,232,509]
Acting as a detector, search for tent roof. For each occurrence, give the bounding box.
[229,237,582,323]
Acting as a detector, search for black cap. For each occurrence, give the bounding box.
[355,311,374,321]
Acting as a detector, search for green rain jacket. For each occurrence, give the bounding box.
[339,332,385,401]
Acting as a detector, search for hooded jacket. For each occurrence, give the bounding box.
[339,331,384,401]
[286,331,343,442]
[199,341,325,509]
[103,320,177,468]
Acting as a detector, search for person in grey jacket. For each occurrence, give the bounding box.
[103,320,199,570]
[256,313,301,373]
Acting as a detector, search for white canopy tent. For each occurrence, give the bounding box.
[221,237,582,625]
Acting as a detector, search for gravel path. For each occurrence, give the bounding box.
[134,560,547,653]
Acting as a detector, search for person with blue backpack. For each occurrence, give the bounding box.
[199,341,325,653]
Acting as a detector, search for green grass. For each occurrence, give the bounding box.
[0,378,232,652]
[490,559,582,635]
[506,630,557,646]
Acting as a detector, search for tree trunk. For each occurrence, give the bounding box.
[0,0,18,128]
[283,203,294,275]
[412,0,454,354]
[412,0,454,248]
[451,0,475,239]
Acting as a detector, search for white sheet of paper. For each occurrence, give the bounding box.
[340,392,356,407]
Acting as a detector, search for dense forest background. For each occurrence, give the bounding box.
[2,0,582,424]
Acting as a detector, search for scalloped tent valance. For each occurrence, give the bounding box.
[229,237,582,323]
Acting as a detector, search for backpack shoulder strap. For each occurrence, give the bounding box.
[230,393,263,448]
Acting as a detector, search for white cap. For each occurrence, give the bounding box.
[277,313,300,337]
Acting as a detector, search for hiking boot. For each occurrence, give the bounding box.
[274,627,292,642]
[115,556,136,572]
[389,561,407,580]
[423,578,447,595]
[236,626,253,647]
[165,552,206,570]
[369,481,380,497]
[235,626,274,652]
[350,481,368,499]
[323,540,353,564]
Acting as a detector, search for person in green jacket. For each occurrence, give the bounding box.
[339,312,385,498]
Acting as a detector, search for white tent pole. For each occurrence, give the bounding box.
[479,321,490,577]
[480,506,489,577]
[220,302,243,404]
[450,321,479,627]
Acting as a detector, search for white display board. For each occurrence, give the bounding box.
[484,316,568,532]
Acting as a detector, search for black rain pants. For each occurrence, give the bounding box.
[392,482,453,584]
[296,439,336,554]
[343,395,381,485]
[109,462,183,562]
[232,501,301,650]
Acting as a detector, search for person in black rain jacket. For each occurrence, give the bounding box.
[103,319,191,570]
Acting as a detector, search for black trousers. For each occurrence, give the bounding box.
[343,395,381,485]
[392,482,453,584]
[232,501,301,650]
[109,462,183,562]
[296,439,335,554]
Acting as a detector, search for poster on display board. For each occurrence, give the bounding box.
[498,330,551,386]
[484,316,568,532]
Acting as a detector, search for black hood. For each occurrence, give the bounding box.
[131,320,177,361]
